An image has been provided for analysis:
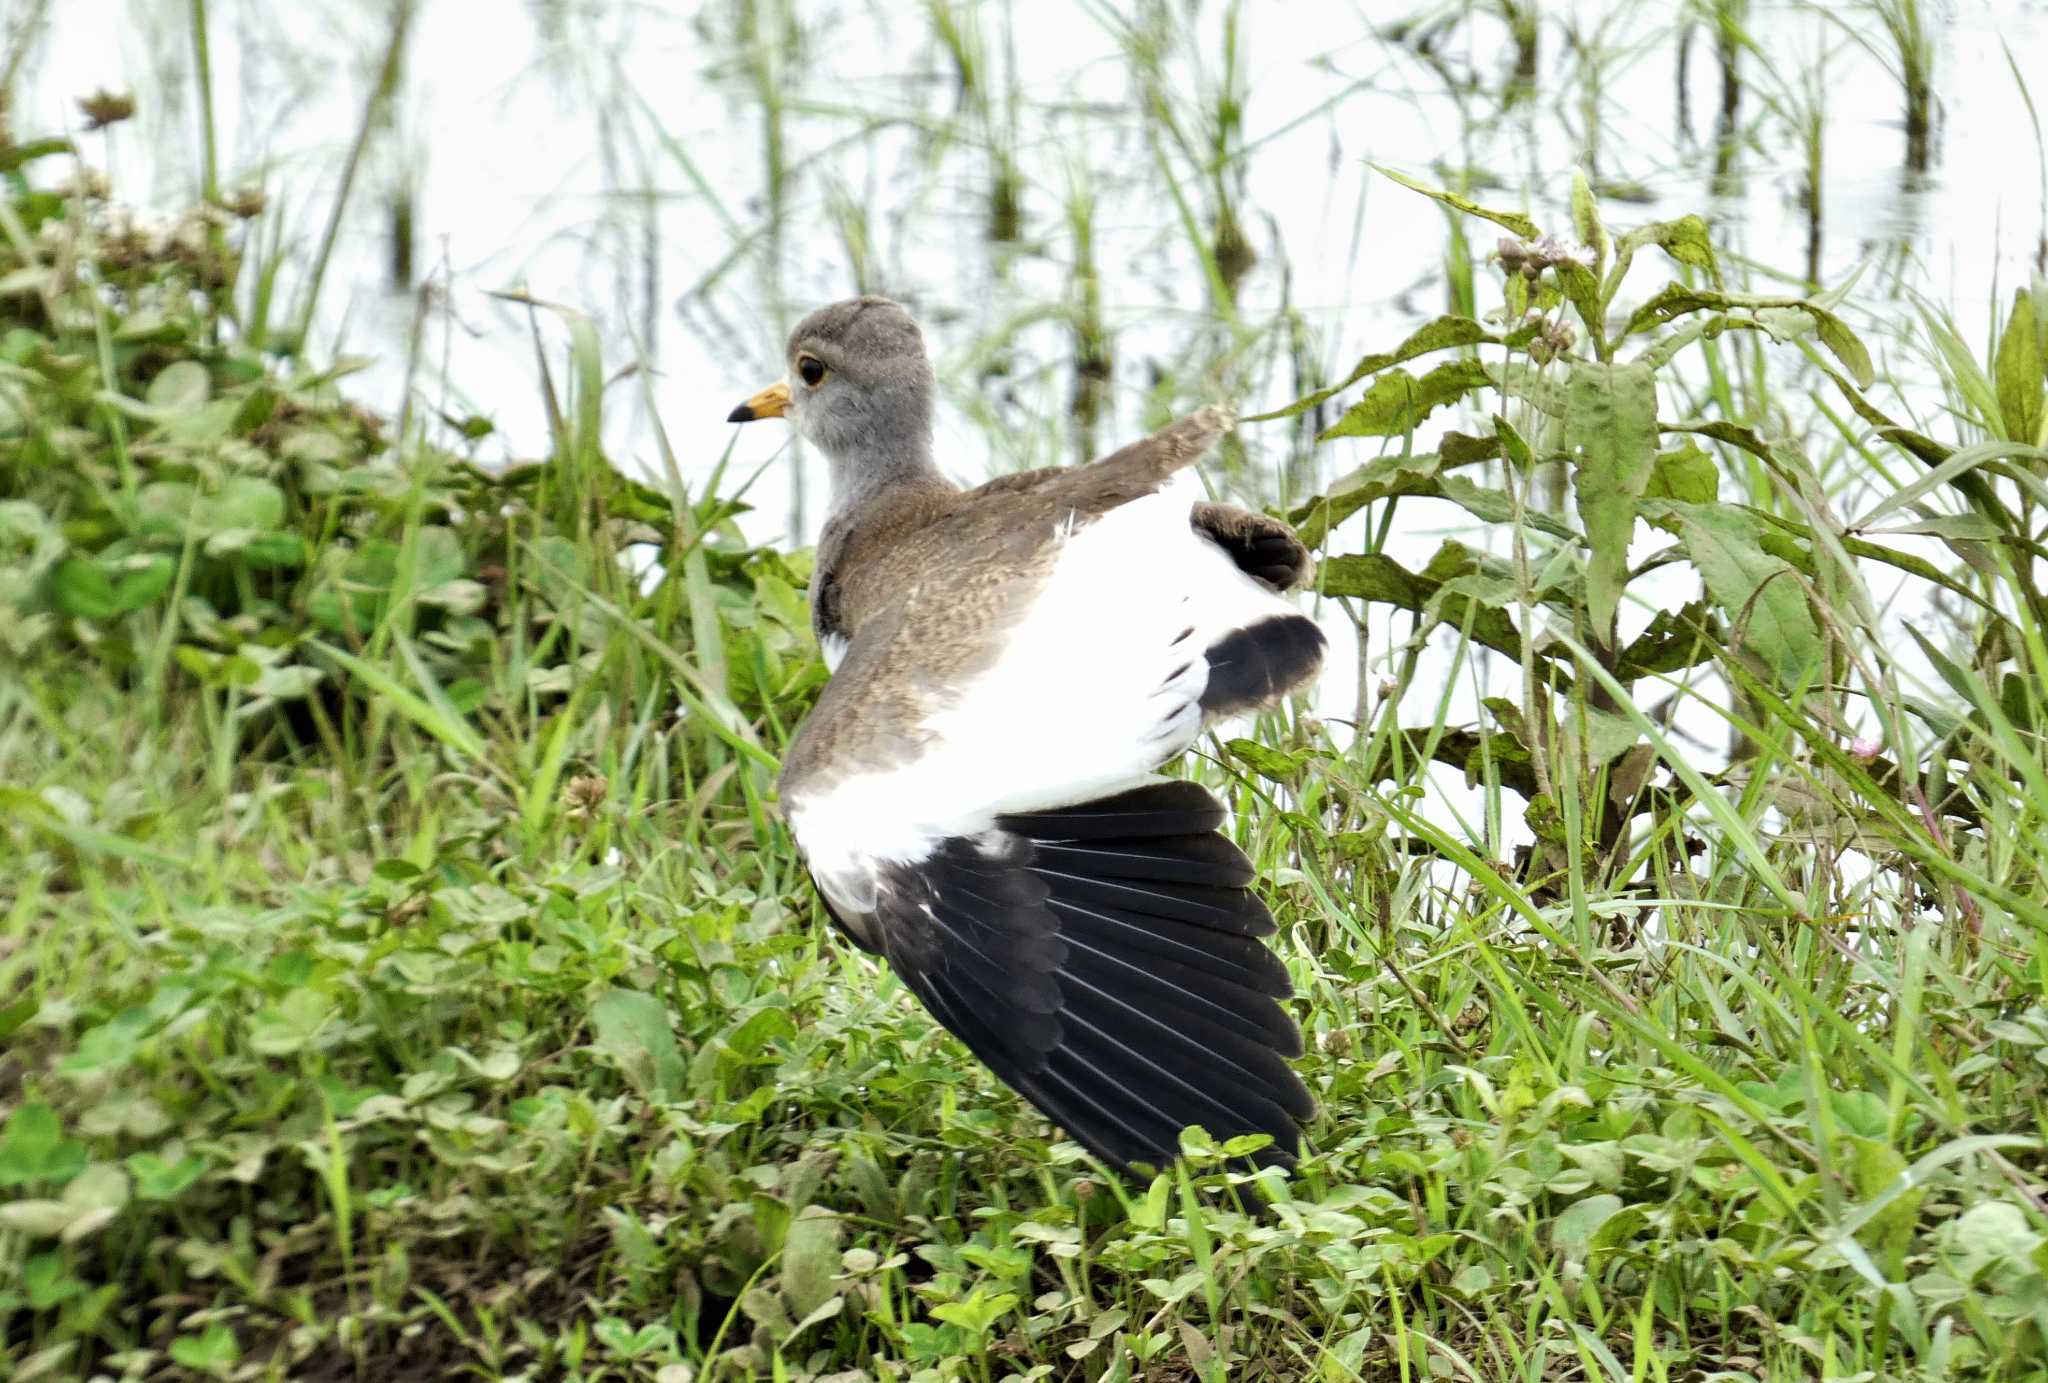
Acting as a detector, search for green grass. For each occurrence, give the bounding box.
[6,17,2048,1383]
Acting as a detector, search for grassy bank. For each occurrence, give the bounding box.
[4,111,2048,1383]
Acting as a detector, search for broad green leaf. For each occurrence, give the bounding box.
[212,476,286,532]
[169,1325,240,1370]
[1995,286,2043,445]
[590,987,685,1102]
[50,555,171,620]
[127,1151,210,1202]
[1566,359,1659,640]
[414,525,466,589]
[783,1205,844,1319]
[0,1104,87,1188]
[1559,262,1604,340]
[1552,1193,1624,1258]
[232,532,308,569]
[1321,546,1540,666]
[1374,165,1541,238]
[1319,360,1490,440]
[1437,473,1578,539]
[145,360,210,412]
[1658,501,1823,686]
[50,557,121,621]
[137,481,199,540]
[247,988,337,1056]
[1319,553,1427,606]
[1646,443,1719,503]
[1624,282,1723,336]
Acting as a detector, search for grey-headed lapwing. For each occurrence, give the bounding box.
[729,296,1324,1174]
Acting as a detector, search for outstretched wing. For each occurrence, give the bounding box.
[860,781,1313,1170]
[782,481,1323,1170]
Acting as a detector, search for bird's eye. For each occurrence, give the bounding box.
[798,356,826,387]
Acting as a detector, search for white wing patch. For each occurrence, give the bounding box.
[788,481,1302,917]
[819,632,850,672]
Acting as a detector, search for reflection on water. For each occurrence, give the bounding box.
[11,0,2047,744]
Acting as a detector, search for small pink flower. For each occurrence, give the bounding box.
[1849,736,1882,761]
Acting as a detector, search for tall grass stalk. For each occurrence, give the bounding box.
[293,0,416,352]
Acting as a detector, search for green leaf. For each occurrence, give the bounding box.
[233,532,308,569]
[1623,282,1722,336]
[51,557,121,621]
[1620,214,1719,283]
[1645,443,1719,504]
[1552,1193,1624,1258]
[49,552,172,620]
[1249,315,1530,422]
[1995,287,2043,445]
[1225,738,1308,781]
[1320,545,1542,668]
[247,988,337,1056]
[127,1151,210,1202]
[1566,359,1659,641]
[1570,167,1608,275]
[1287,452,1448,546]
[1657,501,1823,686]
[590,988,686,1102]
[1374,165,1541,238]
[145,360,211,412]
[782,1205,844,1319]
[1319,360,1491,440]
[0,1103,87,1188]
[929,1288,1018,1336]
[169,1325,241,1370]
[211,476,286,532]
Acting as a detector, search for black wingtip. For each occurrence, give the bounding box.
[1200,615,1327,716]
[864,780,1311,1176]
[726,403,756,423]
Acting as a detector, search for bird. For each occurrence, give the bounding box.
[728,296,1325,1175]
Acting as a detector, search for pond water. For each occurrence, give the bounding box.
[13,0,2048,754]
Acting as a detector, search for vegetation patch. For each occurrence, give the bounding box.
[5,39,2048,1383]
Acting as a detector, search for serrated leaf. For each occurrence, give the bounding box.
[1251,315,1530,421]
[1567,359,1659,640]
[1319,360,1491,440]
[1286,452,1446,545]
[1658,501,1823,686]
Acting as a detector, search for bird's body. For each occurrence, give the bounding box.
[731,297,1324,1173]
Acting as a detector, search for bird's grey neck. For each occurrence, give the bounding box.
[822,442,943,521]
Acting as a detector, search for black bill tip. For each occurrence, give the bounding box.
[726,404,755,423]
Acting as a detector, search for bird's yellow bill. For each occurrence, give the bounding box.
[728,379,791,423]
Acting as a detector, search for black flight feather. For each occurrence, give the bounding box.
[854,780,1312,1173]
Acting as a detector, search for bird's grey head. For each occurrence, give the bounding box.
[727,297,937,508]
